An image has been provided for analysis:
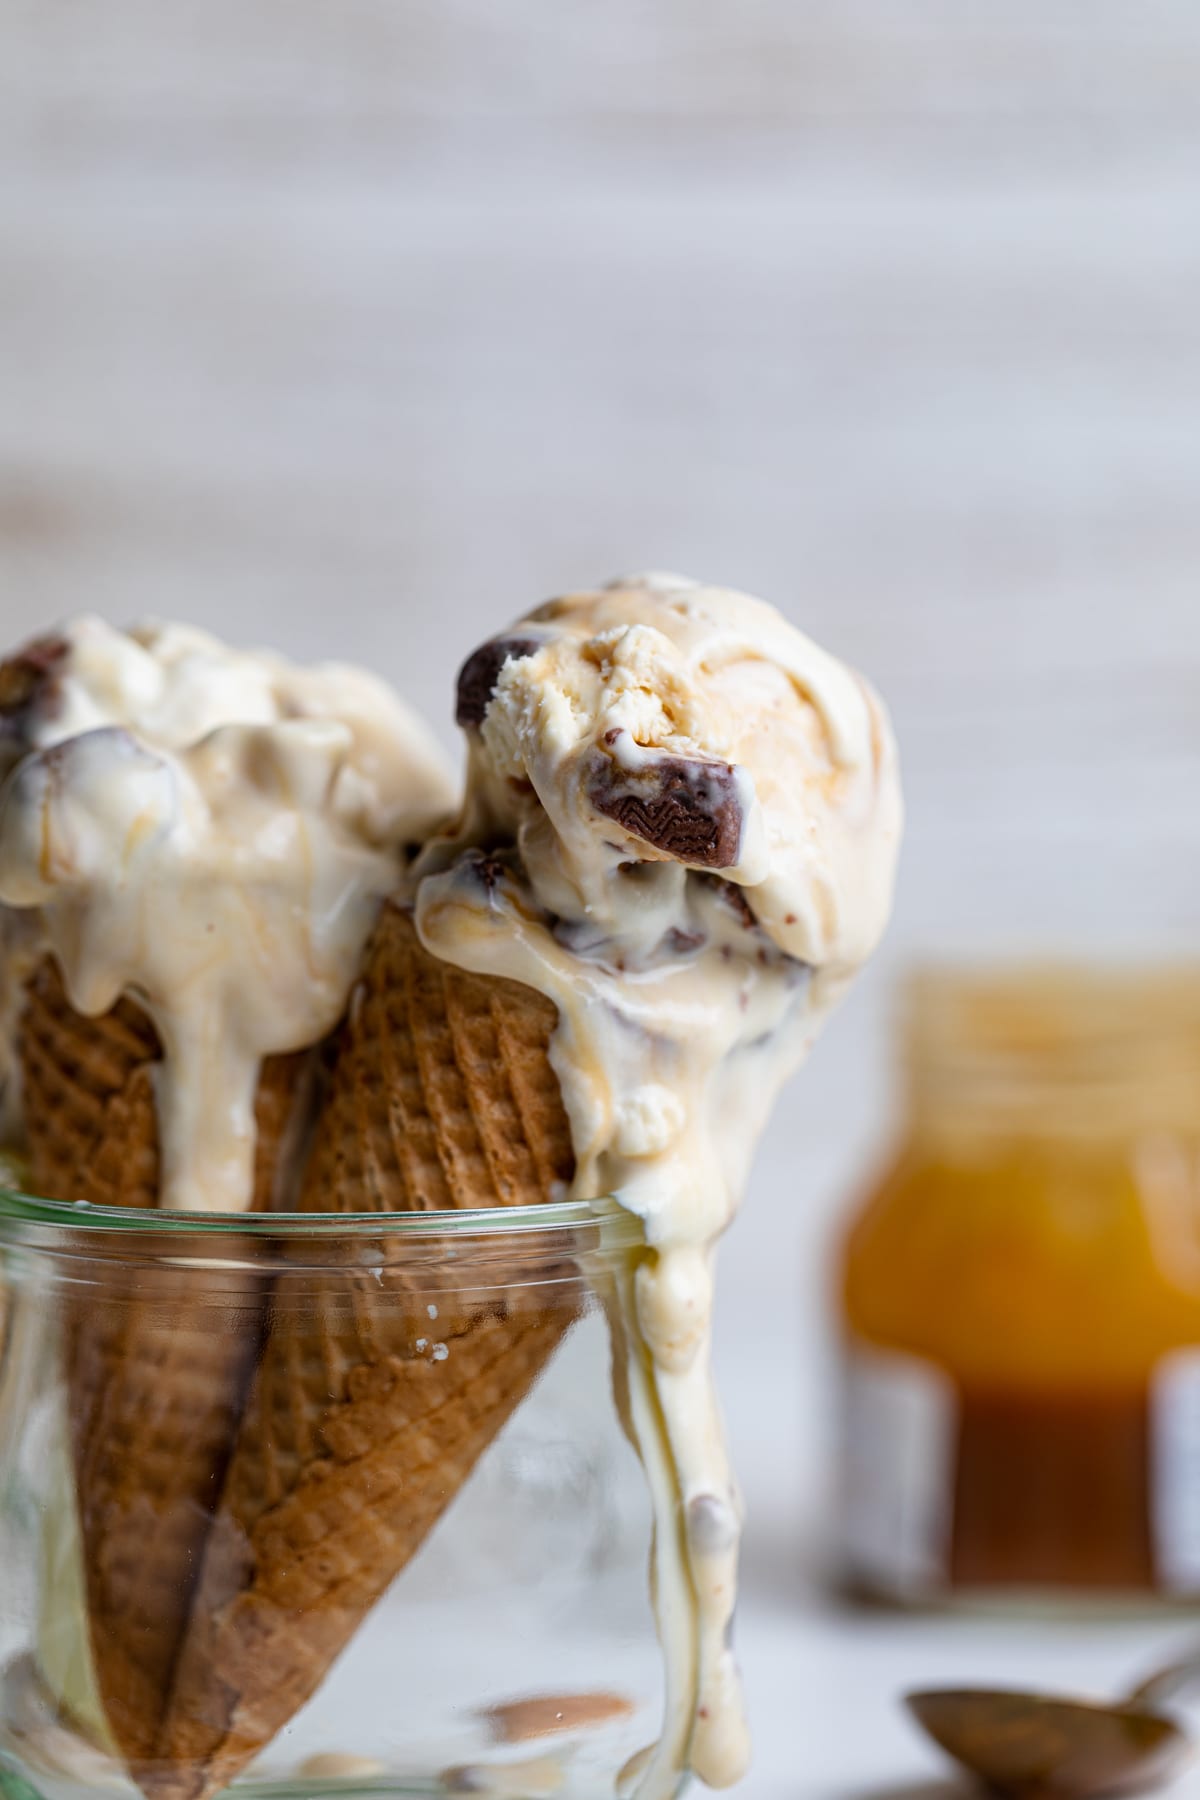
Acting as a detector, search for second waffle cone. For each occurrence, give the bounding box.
[148,907,579,1800]
[19,960,311,1767]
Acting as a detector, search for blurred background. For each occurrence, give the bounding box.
[4,0,1200,1611]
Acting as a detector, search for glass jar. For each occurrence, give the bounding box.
[0,1190,675,1800]
[837,966,1200,1605]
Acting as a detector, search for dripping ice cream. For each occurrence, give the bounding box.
[0,616,460,1783]
[0,583,900,1800]
[413,573,901,1791]
[0,615,457,1208]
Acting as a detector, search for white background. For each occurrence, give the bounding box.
[4,7,1200,1792]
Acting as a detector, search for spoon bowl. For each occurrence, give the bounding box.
[907,1687,1193,1798]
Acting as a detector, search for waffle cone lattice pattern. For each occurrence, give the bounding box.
[19,910,580,1800]
[20,962,318,1765]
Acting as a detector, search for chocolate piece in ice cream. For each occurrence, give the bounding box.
[0,634,70,764]
[455,637,542,729]
[586,738,744,868]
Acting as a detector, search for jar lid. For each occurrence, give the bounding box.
[905,964,1200,1146]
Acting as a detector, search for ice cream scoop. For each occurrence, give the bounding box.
[908,1649,1200,1797]
[415,572,903,1797]
[0,615,456,1212]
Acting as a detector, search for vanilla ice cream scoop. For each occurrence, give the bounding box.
[450,572,896,971]
[0,615,457,1212]
[414,573,902,1796]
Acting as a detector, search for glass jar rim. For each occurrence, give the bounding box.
[0,1185,642,1247]
[903,960,1200,1146]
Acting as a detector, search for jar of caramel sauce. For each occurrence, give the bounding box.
[837,968,1200,1604]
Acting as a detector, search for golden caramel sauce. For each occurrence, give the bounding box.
[841,968,1200,1597]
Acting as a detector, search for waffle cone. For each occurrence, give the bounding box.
[149,906,578,1800]
[19,959,311,1766]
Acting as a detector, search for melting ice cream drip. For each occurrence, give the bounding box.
[414,575,902,1795]
[0,587,898,1793]
[0,616,456,1211]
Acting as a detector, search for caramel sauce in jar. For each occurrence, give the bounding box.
[838,968,1200,1603]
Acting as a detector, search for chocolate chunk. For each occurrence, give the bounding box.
[456,847,555,922]
[472,851,508,895]
[454,636,541,729]
[0,634,70,747]
[586,748,744,869]
[706,877,757,930]
[667,926,706,955]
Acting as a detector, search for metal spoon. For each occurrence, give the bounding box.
[907,1649,1200,1797]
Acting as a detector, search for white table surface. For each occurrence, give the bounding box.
[734,1579,1200,1799]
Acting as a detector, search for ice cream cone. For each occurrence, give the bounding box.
[19,958,313,1767]
[149,905,578,1800]
[20,957,161,1211]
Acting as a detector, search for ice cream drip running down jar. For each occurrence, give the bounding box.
[0,577,901,1800]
